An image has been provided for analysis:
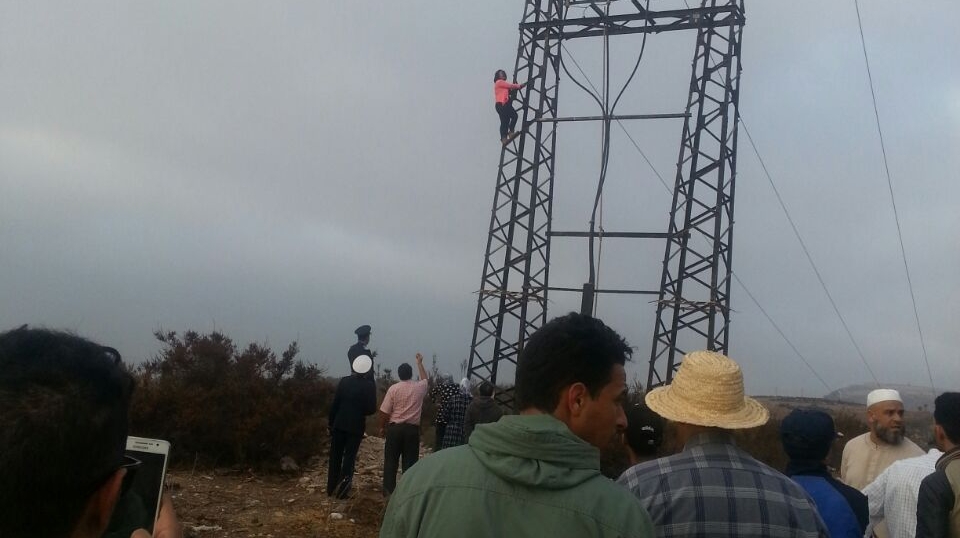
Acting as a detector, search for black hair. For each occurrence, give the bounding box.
[515,312,631,413]
[478,381,495,397]
[934,392,960,444]
[494,69,507,82]
[624,402,664,457]
[0,327,135,538]
[397,363,413,381]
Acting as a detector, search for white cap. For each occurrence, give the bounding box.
[352,355,373,375]
[867,388,902,407]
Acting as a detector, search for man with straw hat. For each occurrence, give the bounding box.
[618,350,828,537]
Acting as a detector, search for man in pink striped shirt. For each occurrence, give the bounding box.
[378,352,429,495]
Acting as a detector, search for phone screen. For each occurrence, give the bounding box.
[125,449,166,532]
[103,440,169,537]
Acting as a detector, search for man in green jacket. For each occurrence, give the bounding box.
[379,312,654,538]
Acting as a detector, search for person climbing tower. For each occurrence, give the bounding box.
[494,69,526,145]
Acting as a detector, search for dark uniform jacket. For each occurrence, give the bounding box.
[347,341,371,364]
[347,342,375,378]
[329,374,377,435]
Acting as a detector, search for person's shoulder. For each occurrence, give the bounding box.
[843,432,869,450]
[945,457,960,473]
[618,455,673,490]
[393,446,480,493]
[746,455,810,488]
[901,437,925,454]
[578,474,655,533]
[918,468,950,499]
[829,475,868,503]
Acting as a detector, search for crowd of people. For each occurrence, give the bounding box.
[338,315,958,538]
[0,317,957,538]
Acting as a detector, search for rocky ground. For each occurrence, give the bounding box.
[169,436,398,538]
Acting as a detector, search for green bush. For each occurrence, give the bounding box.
[128,330,334,468]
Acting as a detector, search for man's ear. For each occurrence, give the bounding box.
[934,424,947,446]
[73,468,124,538]
[566,382,589,418]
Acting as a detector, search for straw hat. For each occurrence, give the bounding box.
[645,350,769,429]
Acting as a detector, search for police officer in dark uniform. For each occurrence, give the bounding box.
[348,324,377,375]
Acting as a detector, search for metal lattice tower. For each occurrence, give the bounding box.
[468,0,746,405]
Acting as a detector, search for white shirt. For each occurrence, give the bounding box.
[861,448,942,538]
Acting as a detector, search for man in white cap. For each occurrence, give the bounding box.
[840,389,924,538]
[618,350,828,537]
[327,354,377,498]
[840,389,924,491]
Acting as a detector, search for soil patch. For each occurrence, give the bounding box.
[169,436,396,538]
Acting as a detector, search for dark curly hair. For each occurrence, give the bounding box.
[515,312,632,413]
[0,327,134,538]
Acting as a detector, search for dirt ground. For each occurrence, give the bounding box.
[169,436,397,538]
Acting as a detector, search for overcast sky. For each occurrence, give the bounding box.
[1,0,957,397]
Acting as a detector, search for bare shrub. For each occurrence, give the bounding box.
[129,330,334,468]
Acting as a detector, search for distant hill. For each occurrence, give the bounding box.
[823,383,940,412]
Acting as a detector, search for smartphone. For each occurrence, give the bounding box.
[103,437,170,536]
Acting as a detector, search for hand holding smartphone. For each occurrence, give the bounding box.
[103,437,171,537]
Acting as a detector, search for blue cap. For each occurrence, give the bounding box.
[780,408,837,461]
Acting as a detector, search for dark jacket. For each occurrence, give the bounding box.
[347,341,370,364]
[463,394,503,441]
[329,374,377,435]
[786,460,868,538]
[347,342,375,378]
[916,447,960,538]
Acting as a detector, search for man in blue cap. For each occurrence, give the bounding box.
[348,325,376,376]
[780,408,868,538]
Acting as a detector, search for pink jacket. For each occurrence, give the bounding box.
[495,79,523,104]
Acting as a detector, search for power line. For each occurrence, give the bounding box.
[740,120,879,385]
[853,0,936,395]
[560,43,671,193]
[561,44,833,390]
[732,272,832,392]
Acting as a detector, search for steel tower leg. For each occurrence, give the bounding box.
[467,0,564,407]
[648,0,745,389]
